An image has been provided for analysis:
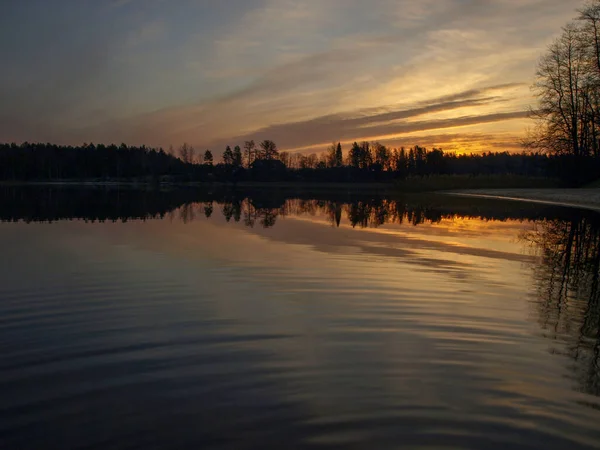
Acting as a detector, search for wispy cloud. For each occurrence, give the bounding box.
[0,0,586,152]
[215,102,529,152]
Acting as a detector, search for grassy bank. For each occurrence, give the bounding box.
[585,178,600,188]
[230,175,559,194]
[391,174,559,192]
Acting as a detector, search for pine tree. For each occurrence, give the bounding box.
[222,146,234,165]
[203,150,213,166]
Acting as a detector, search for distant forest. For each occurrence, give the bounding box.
[1,141,597,185]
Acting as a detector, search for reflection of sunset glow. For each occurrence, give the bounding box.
[243,198,535,259]
[3,189,600,448]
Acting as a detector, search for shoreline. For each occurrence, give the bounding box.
[0,175,559,192]
[446,189,600,212]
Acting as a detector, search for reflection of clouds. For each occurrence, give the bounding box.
[116,196,600,446]
[156,197,537,289]
[4,192,600,446]
[0,221,322,449]
[237,212,534,290]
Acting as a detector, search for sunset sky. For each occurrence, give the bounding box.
[0,0,585,154]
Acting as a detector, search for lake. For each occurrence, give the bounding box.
[1,186,599,449]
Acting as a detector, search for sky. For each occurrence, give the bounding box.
[0,0,586,154]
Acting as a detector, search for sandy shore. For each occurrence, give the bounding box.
[446,188,600,212]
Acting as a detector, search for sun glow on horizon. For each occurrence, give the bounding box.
[0,0,583,154]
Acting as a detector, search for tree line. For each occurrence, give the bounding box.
[0,142,189,181]
[0,140,574,183]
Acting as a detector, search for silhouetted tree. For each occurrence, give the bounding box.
[233,145,243,167]
[222,146,234,165]
[360,142,373,169]
[526,1,600,183]
[326,143,337,168]
[530,25,588,157]
[426,148,446,174]
[373,142,391,171]
[335,143,343,167]
[348,142,361,168]
[259,140,279,160]
[244,140,256,167]
[408,147,416,174]
[179,143,195,164]
[204,150,214,166]
[279,151,291,168]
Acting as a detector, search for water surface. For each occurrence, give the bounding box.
[1,187,599,449]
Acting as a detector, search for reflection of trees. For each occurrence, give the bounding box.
[239,201,280,229]
[6,185,600,398]
[222,201,242,223]
[0,186,198,223]
[345,200,446,228]
[225,199,447,229]
[167,198,578,232]
[179,203,195,224]
[325,202,342,227]
[525,215,600,396]
[2,186,583,229]
[203,202,213,219]
[243,204,256,228]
